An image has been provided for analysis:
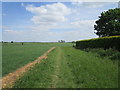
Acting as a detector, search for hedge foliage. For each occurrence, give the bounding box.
[76,36,120,51]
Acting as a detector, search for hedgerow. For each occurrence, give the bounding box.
[76,36,120,51]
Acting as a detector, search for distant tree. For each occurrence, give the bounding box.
[62,40,65,43]
[72,41,76,43]
[61,40,63,43]
[11,41,13,43]
[60,40,65,43]
[73,44,75,47]
[94,8,120,37]
[58,40,65,43]
[58,40,61,43]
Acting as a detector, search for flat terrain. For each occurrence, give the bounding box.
[2,43,72,76]
[13,45,118,88]
[0,43,2,78]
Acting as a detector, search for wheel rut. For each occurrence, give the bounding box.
[51,47,62,88]
[2,47,56,88]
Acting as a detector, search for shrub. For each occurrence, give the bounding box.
[84,48,120,61]
[11,41,14,43]
[76,36,120,51]
[110,52,120,60]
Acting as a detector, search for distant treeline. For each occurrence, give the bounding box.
[1,41,74,43]
[76,36,120,51]
[1,41,58,43]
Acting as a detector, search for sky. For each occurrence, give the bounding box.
[2,2,118,42]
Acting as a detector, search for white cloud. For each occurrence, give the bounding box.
[72,2,113,8]
[31,15,66,25]
[21,3,24,7]
[2,20,98,42]
[71,20,95,28]
[3,3,101,42]
[2,26,11,29]
[25,3,71,25]
[3,0,119,2]
[60,30,97,41]
[71,0,119,2]
[82,2,107,8]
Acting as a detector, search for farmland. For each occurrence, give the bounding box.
[0,43,2,78]
[2,2,120,89]
[2,42,119,88]
[2,42,72,77]
[10,44,118,88]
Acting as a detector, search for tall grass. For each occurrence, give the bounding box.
[0,42,2,78]
[13,46,118,88]
[64,47,118,88]
[84,48,120,61]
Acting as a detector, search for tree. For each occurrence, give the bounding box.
[58,40,65,43]
[72,41,76,43]
[58,40,61,43]
[94,8,120,37]
[11,41,13,43]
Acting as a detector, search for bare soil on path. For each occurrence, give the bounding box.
[2,47,56,88]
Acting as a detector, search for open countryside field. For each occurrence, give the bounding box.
[2,42,72,77]
[0,43,1,89]
[2,2,120,89]
[2,43,118,88]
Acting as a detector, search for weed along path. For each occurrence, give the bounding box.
[13,46,118,88]
[2,47,56,88]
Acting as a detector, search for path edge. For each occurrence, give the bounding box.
[2,47,56,88]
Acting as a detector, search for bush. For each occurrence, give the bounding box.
[110,52,120,60]
[84,48,120,61]
[11,41,14,43]
[76,36,120,51]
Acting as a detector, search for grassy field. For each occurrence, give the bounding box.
[0,43,2,78]
[2,42,72,77]
[13,45,118,88]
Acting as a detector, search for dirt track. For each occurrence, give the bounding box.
[2,47,56,88]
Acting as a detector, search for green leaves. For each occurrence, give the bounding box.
[94,8,120,37]
[76,36,120,51]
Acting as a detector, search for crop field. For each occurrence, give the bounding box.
[0,43,2,78]
[2,42,72,77]
[12,44,118,88]
[2,2,120,89]
[2,42,119,88]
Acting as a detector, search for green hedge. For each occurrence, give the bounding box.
[76,36,120,51]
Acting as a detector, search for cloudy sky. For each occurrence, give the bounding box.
[2,2,118,42]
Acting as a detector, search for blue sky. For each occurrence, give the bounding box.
[2,2,118,42]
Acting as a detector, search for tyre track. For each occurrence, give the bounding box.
[2,47,56,88]
[51,47,62,88]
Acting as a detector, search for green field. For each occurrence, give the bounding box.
[0,43,2,78]
[2,42,72,77]
[13,45,118,88]
[2,2,120,88]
